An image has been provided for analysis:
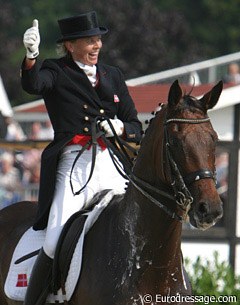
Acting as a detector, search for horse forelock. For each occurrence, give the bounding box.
[143,94,207,144]
[168,95,206,118]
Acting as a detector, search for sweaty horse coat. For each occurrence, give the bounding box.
[21,56,142,230]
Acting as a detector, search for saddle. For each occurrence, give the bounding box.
[5,189,121,303]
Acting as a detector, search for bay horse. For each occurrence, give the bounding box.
[0,80,223,305]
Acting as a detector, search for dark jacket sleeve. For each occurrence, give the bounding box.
[21,58,57,95]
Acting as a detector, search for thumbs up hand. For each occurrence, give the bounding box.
[23,19,40,59]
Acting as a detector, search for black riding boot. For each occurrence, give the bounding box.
[24,248,53,305]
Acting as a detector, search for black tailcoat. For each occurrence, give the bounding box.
[21,56,142,230]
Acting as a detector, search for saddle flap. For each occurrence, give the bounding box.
[52,189,111,293]
[54,215,87,291]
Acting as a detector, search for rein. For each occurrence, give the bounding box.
[69,120,105,196]
[69,117,134,196]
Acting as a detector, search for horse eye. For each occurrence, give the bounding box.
[169,137,179,147]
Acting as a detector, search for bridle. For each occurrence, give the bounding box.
[164,116,215,201]
[126,113,216,222]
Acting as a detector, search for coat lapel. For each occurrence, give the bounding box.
[61,58,116,108]
[97,64,114,102]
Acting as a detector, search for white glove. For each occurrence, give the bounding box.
[100,119,124,137]
[23,19,40,59]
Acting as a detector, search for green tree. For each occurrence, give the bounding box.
[1,0,240,105]
[76,0,198,77]
[154,0,240,57]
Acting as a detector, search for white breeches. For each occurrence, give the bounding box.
[43,144,127,258]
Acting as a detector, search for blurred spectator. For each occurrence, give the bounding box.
[21,148,42,171]
[22,161,41,201]
[28,121,53,140]
[21,148,42,194]
[5,116,26,141]
[29,121,42,140]
[215,148,229,227]
[39,120,54,140]
[215,150,228,199]
[22,162,40,184]
[223,62,240,84]
[28,163,41,184]
[0,151,22,208]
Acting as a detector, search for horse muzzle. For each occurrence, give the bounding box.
[188,198,223,230]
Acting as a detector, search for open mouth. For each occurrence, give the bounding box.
[89,52,98,60]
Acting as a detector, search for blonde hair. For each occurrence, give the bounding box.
[56,43,71,58]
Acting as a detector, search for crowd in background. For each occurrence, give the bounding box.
[0,119,53,209]
[222,62,240,85]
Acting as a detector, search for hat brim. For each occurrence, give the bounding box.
[56,26,108,43]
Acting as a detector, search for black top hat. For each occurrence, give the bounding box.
[57,11,108,43]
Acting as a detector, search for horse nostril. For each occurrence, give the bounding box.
[198,202,209,217]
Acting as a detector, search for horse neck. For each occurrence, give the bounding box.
[134,108,170,186]
[125,109,183,264]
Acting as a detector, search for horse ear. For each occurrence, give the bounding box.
[200,81,223,111]
[168,80,182,108]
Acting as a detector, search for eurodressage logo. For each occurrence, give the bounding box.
[140,293,238,304]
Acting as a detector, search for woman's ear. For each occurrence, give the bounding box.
[64,41,73,53]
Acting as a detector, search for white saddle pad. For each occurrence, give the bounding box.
[4,189,120,303]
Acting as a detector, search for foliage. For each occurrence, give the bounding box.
[1,0,240,105]
[185,252,240,304]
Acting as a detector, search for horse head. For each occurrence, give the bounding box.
[133,80,223,230]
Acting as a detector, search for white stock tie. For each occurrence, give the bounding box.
[75,61,97,87]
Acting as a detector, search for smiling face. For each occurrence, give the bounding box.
[65,35,102,66]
